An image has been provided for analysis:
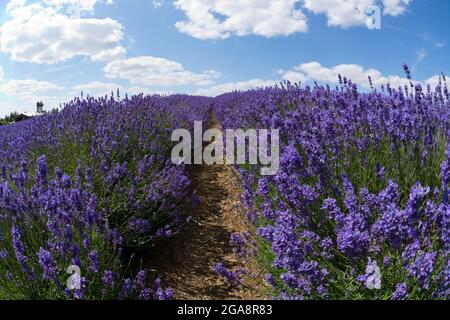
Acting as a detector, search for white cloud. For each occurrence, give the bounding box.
[71,82,174,98]
[416,48,428,62]
[153,0,164,8]
[0,79,67,115]
[280,70,309,83]
[6,0,26,12]
[126,86,172,95]
[281,61,415,89]
[197,61,442,97]
[425,75,443,89]
[280,61,450,91]
[0,79,64,96]
[435,41,447,49]
[303,0,374,28]
[43,0,113,14]
[0,1,125,64]
[173,0,413,39]
[303,0,412,28]
[104,56,219,86]
[196,79,277,96]
[382,0,411,16]
[174,0,308,40]
[72,81,123,97]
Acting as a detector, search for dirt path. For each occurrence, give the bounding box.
[145,116,266,300]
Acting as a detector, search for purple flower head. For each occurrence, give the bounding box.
[102,270,115,288]
[11,226,32,276]
[402,63,412,80]
[134,270,146,290]
[154,278,174,300]
[138,288,152,300]
[88,250,99,273]
[230,232,252,258]
[38,247,57,280]
[407,251,437,290]
[119,278,133,300]
[0,249,8,259]
[392,282,408,300]
[214,262,243,286]
[128,217,151,235]
[35,155,48,187]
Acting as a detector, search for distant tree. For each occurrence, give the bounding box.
[0,111,20,125]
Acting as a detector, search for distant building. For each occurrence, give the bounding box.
[17,101,45,122]
[37,101,44,113]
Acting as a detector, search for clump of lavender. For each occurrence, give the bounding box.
[230,232,256,259]
[0,93,211,299]
[214,70,449,300]
[392,283,408,300]
[214,263,246,287]
[37,248,57,281]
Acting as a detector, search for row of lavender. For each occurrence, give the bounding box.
[0,93,211,299]
[215,76,449,299]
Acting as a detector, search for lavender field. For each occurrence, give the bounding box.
[0,71,448,300]
[0,1,449,304]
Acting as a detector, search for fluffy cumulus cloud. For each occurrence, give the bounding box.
[0,0,124,64]
[174,0,308,40]
[424,75,445,89]
[173,0,413,39]
[303,0,413,28]
[152,0,164,8]
[197,61,443,97]
[196,79,277,96]
[281,61,446,90]
[0,79,64,96]
[42,0,113,13]
[382,0,411,16]
[6,0,26,12]
[72,81,123,97]
[0,79,67,114]
[282,61,410,88]
[71,82,173,98]
[104,56,219,86]
[303,0,374,28]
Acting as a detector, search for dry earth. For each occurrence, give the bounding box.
[144,115,267,300]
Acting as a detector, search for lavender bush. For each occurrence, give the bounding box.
[215,70,449,300]
[0,93,211,299]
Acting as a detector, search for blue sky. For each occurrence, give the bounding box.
[0,0,449,116]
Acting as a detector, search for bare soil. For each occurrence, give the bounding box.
[144,116,267,300]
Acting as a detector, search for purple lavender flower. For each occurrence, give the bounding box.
[134,270,146,290]
[214,262,243,286]
[230,232,252,258]
[407,251,437,290]
[119,278,133,300]
[128,217,151,235]
[11,226,32,277]
[102,270,115,288]
[88,250,100,273]
[38,248,57,280]
[35,155,48,187]
[138,288,152,300]
[154,278,174,300]
[392,282,408,300]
